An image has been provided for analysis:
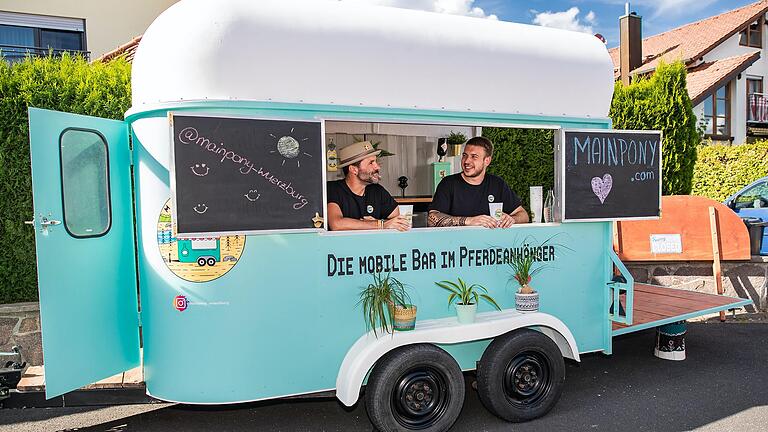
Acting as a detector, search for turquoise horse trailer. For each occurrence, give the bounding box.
[26,1,751,431]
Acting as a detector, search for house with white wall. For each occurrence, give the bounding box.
[0,0,178,61]
[611,0,768,145]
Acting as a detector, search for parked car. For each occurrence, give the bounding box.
[724,176,768,255]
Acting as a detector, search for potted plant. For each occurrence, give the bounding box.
[359,272,416,337]
[509,251,540,312]
[435,277,500,324]
[446,131,467,156]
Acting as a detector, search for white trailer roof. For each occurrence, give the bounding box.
[129,0,615,119]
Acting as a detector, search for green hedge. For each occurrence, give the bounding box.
[0,54,131,304]
[692,141,768,202]
[609,61,700,195]
[484,128,555,210]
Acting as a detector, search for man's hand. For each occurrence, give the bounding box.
[499,213,516,228]
[384,216,411,231]
[465,215,499,229]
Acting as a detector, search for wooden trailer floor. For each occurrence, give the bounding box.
[612,283,752,336]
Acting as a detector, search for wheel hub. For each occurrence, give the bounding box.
[392,367,450,429]
[503,352,551,406]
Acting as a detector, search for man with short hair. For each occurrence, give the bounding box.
[327,141,410,231]
[428,136,529,228]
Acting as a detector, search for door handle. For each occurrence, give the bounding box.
[40,218,61,227]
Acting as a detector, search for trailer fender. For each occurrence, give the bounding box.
[335,311,579,406]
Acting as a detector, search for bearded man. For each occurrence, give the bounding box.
[326,141,410,231]
[428,136,529,228]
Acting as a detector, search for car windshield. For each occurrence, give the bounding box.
[734,180,768,209]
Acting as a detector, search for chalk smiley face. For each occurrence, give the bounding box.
[191,163,209,177]
[193,203,208,214]
[244,189,261,202]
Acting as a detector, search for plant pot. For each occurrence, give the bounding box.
[455,303,477,324]
[515,291,539,312]
[389,302,417,331]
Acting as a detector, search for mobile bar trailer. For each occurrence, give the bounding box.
[25,1,750,431]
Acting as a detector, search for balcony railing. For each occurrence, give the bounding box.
[748,93,768,123]
[0,44,90,63]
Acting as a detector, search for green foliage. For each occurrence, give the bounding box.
[609,61,700,195]
[0,54,132,304]
[447,131,467,145]
[358,272,412,337]
[483,128,554,210]
[435,277,500,310]
[691,140,768,202]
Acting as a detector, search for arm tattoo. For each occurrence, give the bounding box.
[428,210,466,227]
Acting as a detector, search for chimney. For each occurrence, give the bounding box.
[619,3,642,86]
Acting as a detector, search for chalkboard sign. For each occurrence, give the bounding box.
[561,129,661,221]
[170,114,325,236]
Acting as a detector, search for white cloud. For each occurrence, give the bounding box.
[531,7,596,34]
[600,0,717,19]
[339,0,498,20]
[650,0,717,18]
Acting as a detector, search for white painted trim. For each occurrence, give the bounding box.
[334,310,579,407]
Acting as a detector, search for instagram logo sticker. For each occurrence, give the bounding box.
[173,295,188,312]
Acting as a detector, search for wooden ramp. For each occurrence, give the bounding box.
[612,283,752,336]
[16,366,144,393]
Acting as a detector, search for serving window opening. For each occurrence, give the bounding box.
[324,120,557,229]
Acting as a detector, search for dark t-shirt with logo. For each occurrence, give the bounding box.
[429,173,522,217]
[327,179,398,221]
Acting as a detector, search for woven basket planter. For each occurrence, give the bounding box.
[389,302,417,331]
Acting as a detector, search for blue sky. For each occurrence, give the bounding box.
[344,1,761,47]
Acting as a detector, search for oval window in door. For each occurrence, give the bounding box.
[60,128,111,238]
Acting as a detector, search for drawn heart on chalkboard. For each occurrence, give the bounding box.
[591,174,613,204]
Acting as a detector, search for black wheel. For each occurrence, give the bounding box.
[365,344,465,431]
[196,257,206,266]
[206,257,216,266]
[476,329,565,422]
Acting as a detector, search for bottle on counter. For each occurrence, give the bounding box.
[543,189,555,223]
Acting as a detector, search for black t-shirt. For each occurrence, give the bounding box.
[429,174,522,217]
[327,179,398,220]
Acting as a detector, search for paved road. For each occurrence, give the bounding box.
[2,322,767,432]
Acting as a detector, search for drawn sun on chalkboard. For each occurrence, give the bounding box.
[269,128,312,167]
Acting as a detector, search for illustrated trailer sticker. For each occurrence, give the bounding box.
[157,199,245,282]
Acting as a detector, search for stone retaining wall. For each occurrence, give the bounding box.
[0,302,42,366]
[626,256,768,312]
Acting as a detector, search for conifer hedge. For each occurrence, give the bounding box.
[483,128,555,210]
[692,141,768,202]
[609,61,700,195]
[0,54,131,304]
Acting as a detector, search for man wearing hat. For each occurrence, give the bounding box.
[326,141,410,231]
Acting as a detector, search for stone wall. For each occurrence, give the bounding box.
[0,302,42,366]
[626,256,768,312]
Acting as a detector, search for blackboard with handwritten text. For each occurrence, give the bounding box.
[171,114,324,235]
[562,130,661,221]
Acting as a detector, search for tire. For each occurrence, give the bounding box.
[196,257,206,266]
[476,329,565,422]
[206,257,216,266]
[365,344,465,432]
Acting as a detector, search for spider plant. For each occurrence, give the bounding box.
[358,272,412,337]
[435,277,500,310]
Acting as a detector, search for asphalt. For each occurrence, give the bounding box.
[2,320,767,432]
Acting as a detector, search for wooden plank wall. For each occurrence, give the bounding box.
[615,195,751,261]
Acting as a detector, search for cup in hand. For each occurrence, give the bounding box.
[398,205,414,228]
[489,203,504,222]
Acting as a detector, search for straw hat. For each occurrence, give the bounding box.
[338,141,382,168]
